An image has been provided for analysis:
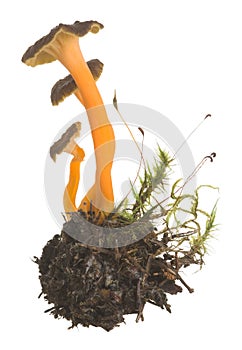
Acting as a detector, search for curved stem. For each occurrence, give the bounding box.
[54,37,115,216]
[63,144,85,215]
[74,89,114,217]
[64,158,81,214]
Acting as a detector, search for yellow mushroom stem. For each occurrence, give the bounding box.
[63,144,85,215]
[46,35,115,217]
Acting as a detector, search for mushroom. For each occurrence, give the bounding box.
[51,59,104,106]
[22,21,115,218]
[50,122,85,214]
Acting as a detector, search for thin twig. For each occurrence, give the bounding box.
[136,278,145,323]
[177,273,194,293]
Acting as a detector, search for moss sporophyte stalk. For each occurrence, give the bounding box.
[22,20,218,331]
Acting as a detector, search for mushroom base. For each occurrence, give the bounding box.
[34,222,200,331]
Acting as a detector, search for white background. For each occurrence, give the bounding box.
[1,0,241,349]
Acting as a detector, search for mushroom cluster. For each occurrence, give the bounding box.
[23,20,217,332]
[22,20,115,222]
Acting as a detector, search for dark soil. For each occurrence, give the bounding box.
[35,221,195,331]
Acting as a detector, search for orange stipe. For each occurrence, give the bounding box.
[52,36,115,217]
[63,144,85,215]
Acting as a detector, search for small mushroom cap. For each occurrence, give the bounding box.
[50,122,81,161]
[22,21,104,67]
[51,59,104,106]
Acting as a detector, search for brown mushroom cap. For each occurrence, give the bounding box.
[50,122,81,161]
[21,21,103,67]
[51,59,104,106]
